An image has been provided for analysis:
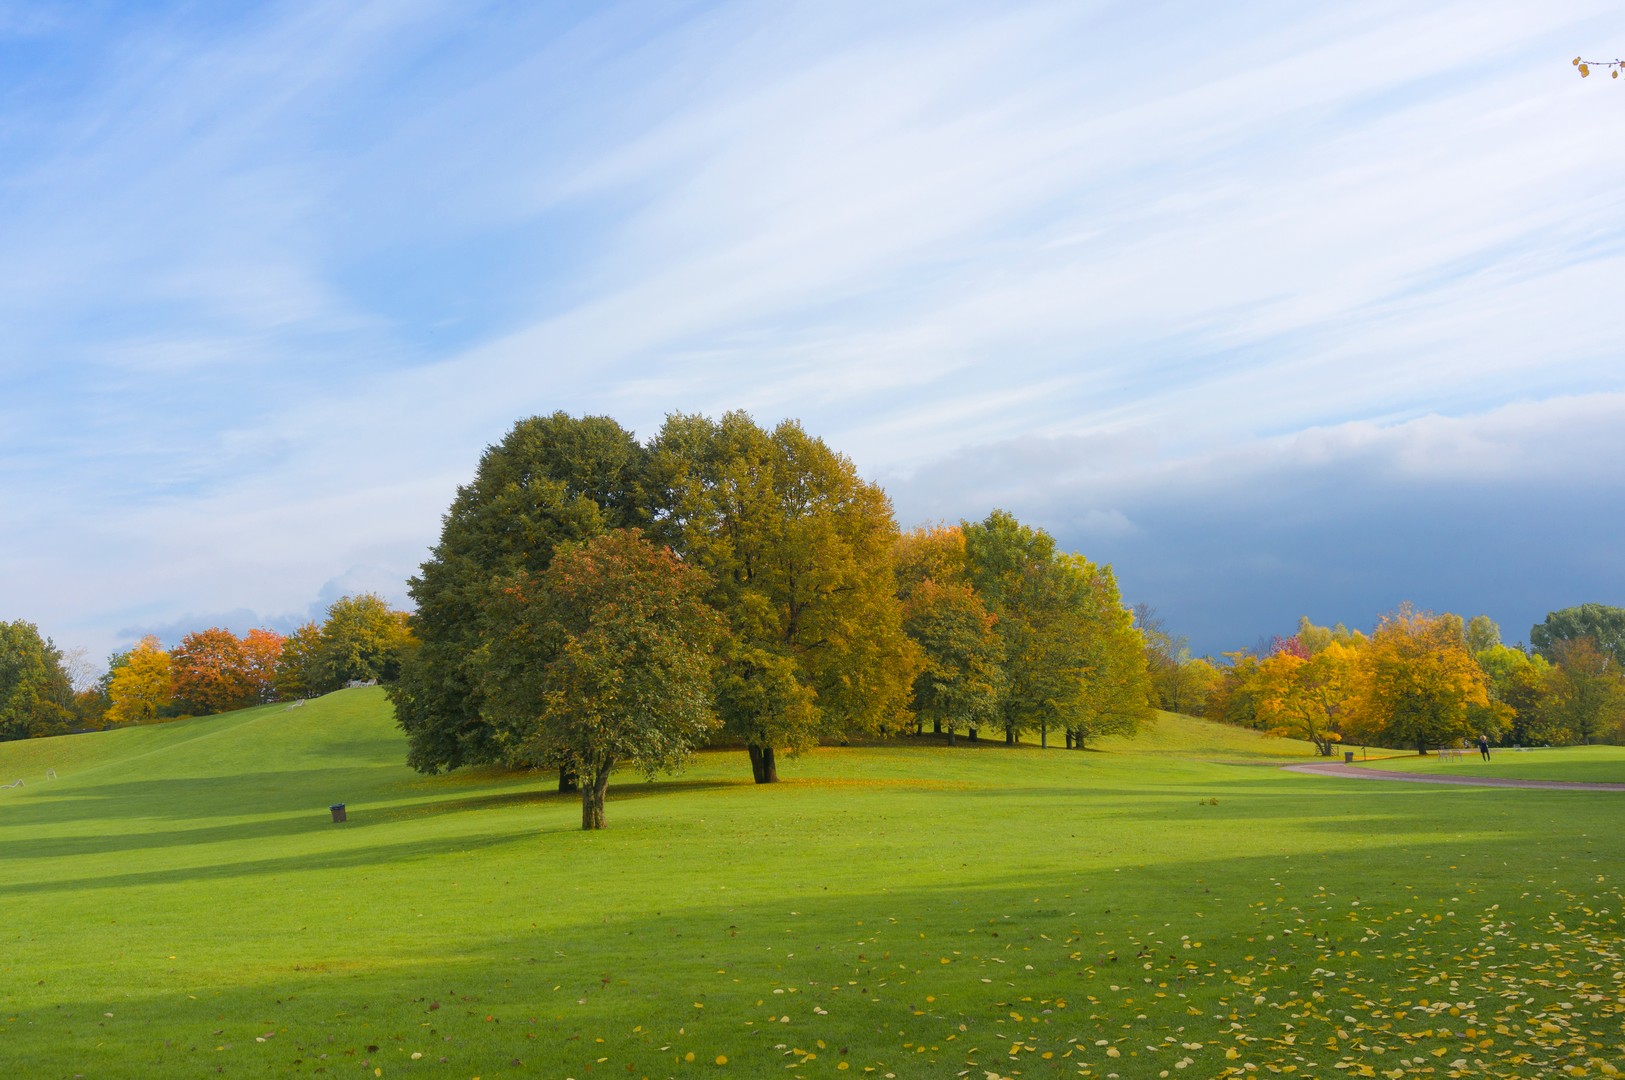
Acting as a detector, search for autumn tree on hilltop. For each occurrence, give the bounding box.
[105,637,174,726]
[241,628,284,703]
[317,593,412,687]
[171,628,254,715]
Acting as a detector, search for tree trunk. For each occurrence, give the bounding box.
[968,727,978,742]
[1005,726,1015,746]
[1040,721,1047,748]
[947,727,956,746]
[1065,730,1073,749]
[558,764,579,793]
[933,719,942,734]
[748,743,780,784]
[581,763,610,830]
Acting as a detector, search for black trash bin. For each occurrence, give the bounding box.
[330,803,347,823]
[1343,751,1355,764]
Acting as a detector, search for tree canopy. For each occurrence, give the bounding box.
[647,412,920,781]
[1531,604,1625,667]
[475,530,723,829]
[962,511,1151,749]
[0,620,74,741]
[393,413,648,773]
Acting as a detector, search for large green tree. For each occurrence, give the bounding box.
[902,578,1003,744]
[474,530,723,829]
[1531,604,1625,667]
[317,593,411,688]
[962,511,1150,748]
[896,524,1002,743]
[1056,553,1153,749]
[647,412,920,782]
[274,622,325,701]
[0,620,75,741]
[1543,638,1623,745]
[392,413,649,775]
[1475,647,1558,746]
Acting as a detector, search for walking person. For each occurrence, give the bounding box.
[1478,733,1491,761]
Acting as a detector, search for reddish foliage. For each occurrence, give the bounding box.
[1269,634,1310,660]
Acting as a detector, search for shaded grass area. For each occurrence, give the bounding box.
[1356,744,1625,784]
[3,690,1623,1078]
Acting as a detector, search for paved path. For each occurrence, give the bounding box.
[1283,762,1625,791]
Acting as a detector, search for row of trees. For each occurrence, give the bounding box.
[391,412,1152,828]
[1197,604,1625,754]
[0,594,411,739]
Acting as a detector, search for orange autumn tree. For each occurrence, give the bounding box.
[241,628,285,703]
[171,628,254,714]
[1355,606,1490,754]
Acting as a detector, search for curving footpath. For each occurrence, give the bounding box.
[1283,761,1625,791]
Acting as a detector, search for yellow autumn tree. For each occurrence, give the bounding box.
[105,636,173,725]
[1256,639,1361,756]
[1354,606,1490,754]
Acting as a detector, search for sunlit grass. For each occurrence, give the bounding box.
[3,690,1622,1077]
[1356,743,1625,783]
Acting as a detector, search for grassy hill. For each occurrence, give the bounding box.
[3,692,1622,1077]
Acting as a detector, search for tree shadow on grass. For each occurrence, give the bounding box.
[0,776,752,863]
[0,829,529,898]
[0,768,407,825]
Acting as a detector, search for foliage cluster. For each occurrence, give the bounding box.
[20,593,414,733]
[1201,604,1625,753]
[0,620,76,740]
[392,412,1152,826]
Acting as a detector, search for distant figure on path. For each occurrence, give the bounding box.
[1478,734,1491,761]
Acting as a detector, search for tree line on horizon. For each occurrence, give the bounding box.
[0,593,411,739]
[6,410,1620,799]
[1139,602,1625,753]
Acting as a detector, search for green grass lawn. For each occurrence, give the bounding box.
[3,692,1623,1078]
[1354,744,1625,784]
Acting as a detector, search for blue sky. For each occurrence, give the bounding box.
[2,0,1622,668]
